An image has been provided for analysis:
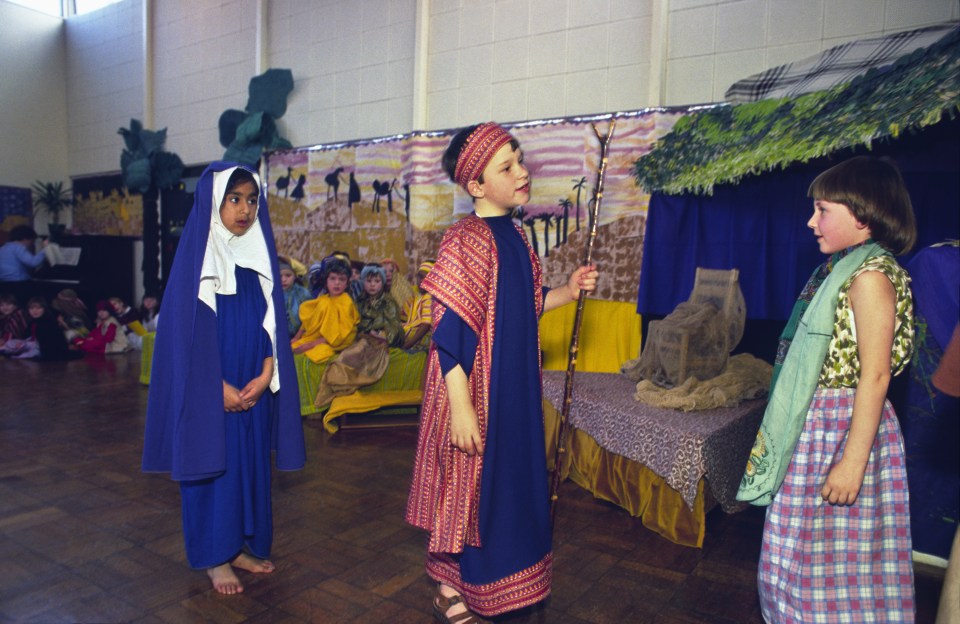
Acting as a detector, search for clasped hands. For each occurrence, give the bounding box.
[223,378,269,412]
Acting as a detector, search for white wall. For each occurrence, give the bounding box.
[3,0,958,182]
[666,0,960,105]
[65,0,144,177]
[270,0,419,147]
[424,0,655,129]
[152,0,258,170]
[0,1,69,189]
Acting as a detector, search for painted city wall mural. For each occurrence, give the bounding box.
[264,110,682,303]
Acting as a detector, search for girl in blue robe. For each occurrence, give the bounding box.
[143,163,305,594]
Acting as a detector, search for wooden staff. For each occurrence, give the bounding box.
[550,119,616,522]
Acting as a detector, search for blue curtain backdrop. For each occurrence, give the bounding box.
[637,117,960,322]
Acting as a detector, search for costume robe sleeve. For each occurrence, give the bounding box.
[434,310,478,377]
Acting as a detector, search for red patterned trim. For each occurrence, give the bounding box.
[426,552,553,617]
[454,122,515,190]
[405,214,542,554]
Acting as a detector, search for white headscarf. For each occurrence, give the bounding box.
[198,166,280,392]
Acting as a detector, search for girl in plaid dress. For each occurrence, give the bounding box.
[738,157,917,622]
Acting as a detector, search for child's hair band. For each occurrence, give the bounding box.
[454,122,515,190]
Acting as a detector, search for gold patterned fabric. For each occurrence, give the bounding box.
[819,255,914,387]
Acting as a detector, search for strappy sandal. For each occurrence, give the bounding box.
[433,591,492,624]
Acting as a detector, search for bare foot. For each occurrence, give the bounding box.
[231,552,275,574]
[207,563,243,594]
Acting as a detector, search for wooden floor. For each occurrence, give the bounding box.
[0,352,946,623]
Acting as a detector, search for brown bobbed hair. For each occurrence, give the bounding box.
[807,156,917,255]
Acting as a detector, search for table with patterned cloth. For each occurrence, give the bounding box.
[542,370,765,547]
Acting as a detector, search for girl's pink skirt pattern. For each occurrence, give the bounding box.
[758,387,915,623]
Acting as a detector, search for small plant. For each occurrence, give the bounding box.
[31,180,73,225]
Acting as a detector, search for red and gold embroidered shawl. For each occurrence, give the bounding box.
[405,213,542,553]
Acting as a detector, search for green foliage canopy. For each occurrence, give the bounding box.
[634,28,960,195]
[118,119,185,194]
[219,68,295,166]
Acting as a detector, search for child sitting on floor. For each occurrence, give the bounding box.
[12,297,79,360]
[139,293,160,332]
[381,257,415,321]
[51,288,91,342]
[110,296,148,349]
[402,260,434,351]
[0,293,29,354]
[280,260,311,337]
[314,263,404,407]
[75,300,130,354]
[291,258,359,363]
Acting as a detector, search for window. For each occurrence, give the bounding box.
[6,0,62,17]
[73,0,122,15]
[6,0,122,17]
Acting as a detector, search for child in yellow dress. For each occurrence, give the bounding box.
[290,258,358,363]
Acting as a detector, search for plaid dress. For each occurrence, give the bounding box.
[758,257,915,623]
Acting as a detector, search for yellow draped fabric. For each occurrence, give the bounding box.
[402,292,433,349]
[295,348,427,420]
[543,399,705,547]
[291,293,359,363]
[323,389,423,433]
[139,331,156,385]
[539,299,641,373]
[391,275,416,321]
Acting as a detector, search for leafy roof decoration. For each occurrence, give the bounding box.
[219,68,295,166]
[634,27,960,195]
[118,119,184,194]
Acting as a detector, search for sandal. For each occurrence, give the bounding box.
[433,591,491,624]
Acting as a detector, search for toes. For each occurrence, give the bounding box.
[232,553,275,574]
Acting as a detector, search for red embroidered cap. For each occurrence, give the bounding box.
[454,122,515,190]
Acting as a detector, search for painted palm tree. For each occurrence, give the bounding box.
[538,213,555,257]
[522,213,539,256]
[572,176,587,232]
[558,198,572,244]
[118,119,184,294]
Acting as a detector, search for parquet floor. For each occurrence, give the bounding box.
[0,352,945,623]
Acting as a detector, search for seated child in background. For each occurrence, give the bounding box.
[12,297,79,360]
[291,258,359,363]
[0,293,29,354]
[402,260,435,351]
[280,260,311,337]
[381,257,415,321]
[349,260,364,301]
[139,293,160,332]
[75,301,130,354]
[307,262,325,298]
[110,296,148,349]
[357,263,404,347]
[313,263,404,407]
[51,288,91,341]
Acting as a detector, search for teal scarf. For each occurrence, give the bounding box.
[736,241,888,506]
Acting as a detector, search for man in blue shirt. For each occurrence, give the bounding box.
[0,226,49,300]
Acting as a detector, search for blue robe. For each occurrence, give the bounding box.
[180,267,274,567]
[434,214,552,586]
[142,161,305,565]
